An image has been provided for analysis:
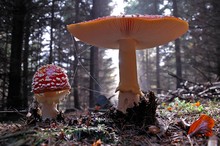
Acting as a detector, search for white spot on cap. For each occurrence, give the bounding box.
[56,77,61,81]
[61,77,66,81]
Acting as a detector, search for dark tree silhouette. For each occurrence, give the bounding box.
[7,0,27,110]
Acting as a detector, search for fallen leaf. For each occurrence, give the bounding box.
[148,125,160,135]
[167,107,172,111]
[188,114,215,137]
[92,139,102,146]
[193,101,200,107]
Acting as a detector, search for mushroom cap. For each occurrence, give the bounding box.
[67,15,188,49]
[32,64,71,94]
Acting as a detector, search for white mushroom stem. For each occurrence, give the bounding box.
[41,102,58,120]
[116,39,143,113]
[35,90,70,120]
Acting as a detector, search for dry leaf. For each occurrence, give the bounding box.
[92,139,102,146]
[188,114,215,137]
[148,125,160,134]
[193,101,200,107]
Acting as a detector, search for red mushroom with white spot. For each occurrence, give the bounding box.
[67,15,188,113]
[32,64,71,120]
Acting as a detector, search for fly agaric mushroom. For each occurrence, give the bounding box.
[32,64,71,119]
[67,15,188,113]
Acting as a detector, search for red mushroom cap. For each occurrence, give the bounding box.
[32,64,71,94]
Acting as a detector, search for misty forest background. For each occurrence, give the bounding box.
[0,0,219,112]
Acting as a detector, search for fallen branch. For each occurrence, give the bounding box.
[0,130,36,140]
[162,72,220,101]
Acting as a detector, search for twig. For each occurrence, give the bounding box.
[187,135,193,146]
[168,71,199,85]
[0,130,36,140]
[0,110,27,114]
[191,66,213,85]
[7,138,29,146]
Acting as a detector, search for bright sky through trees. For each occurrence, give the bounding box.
[106,0,126,83]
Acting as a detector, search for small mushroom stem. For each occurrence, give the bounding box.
[41,102,58,120]
[116,39,143,113]
[35,90,70,120]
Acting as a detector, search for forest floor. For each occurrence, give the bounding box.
[0,96,219,146]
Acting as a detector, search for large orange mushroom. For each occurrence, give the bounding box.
[67,15,188,113]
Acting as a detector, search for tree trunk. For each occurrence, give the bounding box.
[22,12,31,109]
[72,0,80,109]
[156,47,161,93]
[2,25,10,110]
[73,38,80,109]
[89,47,97,107]
[7,0,26,110]
[175,38,182,88]
[89,0,101,108]
[173,0,182,88]
[145,50,150,90]
[49,0,55,64]
[153,0,161,94]
[212,1,220,80]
